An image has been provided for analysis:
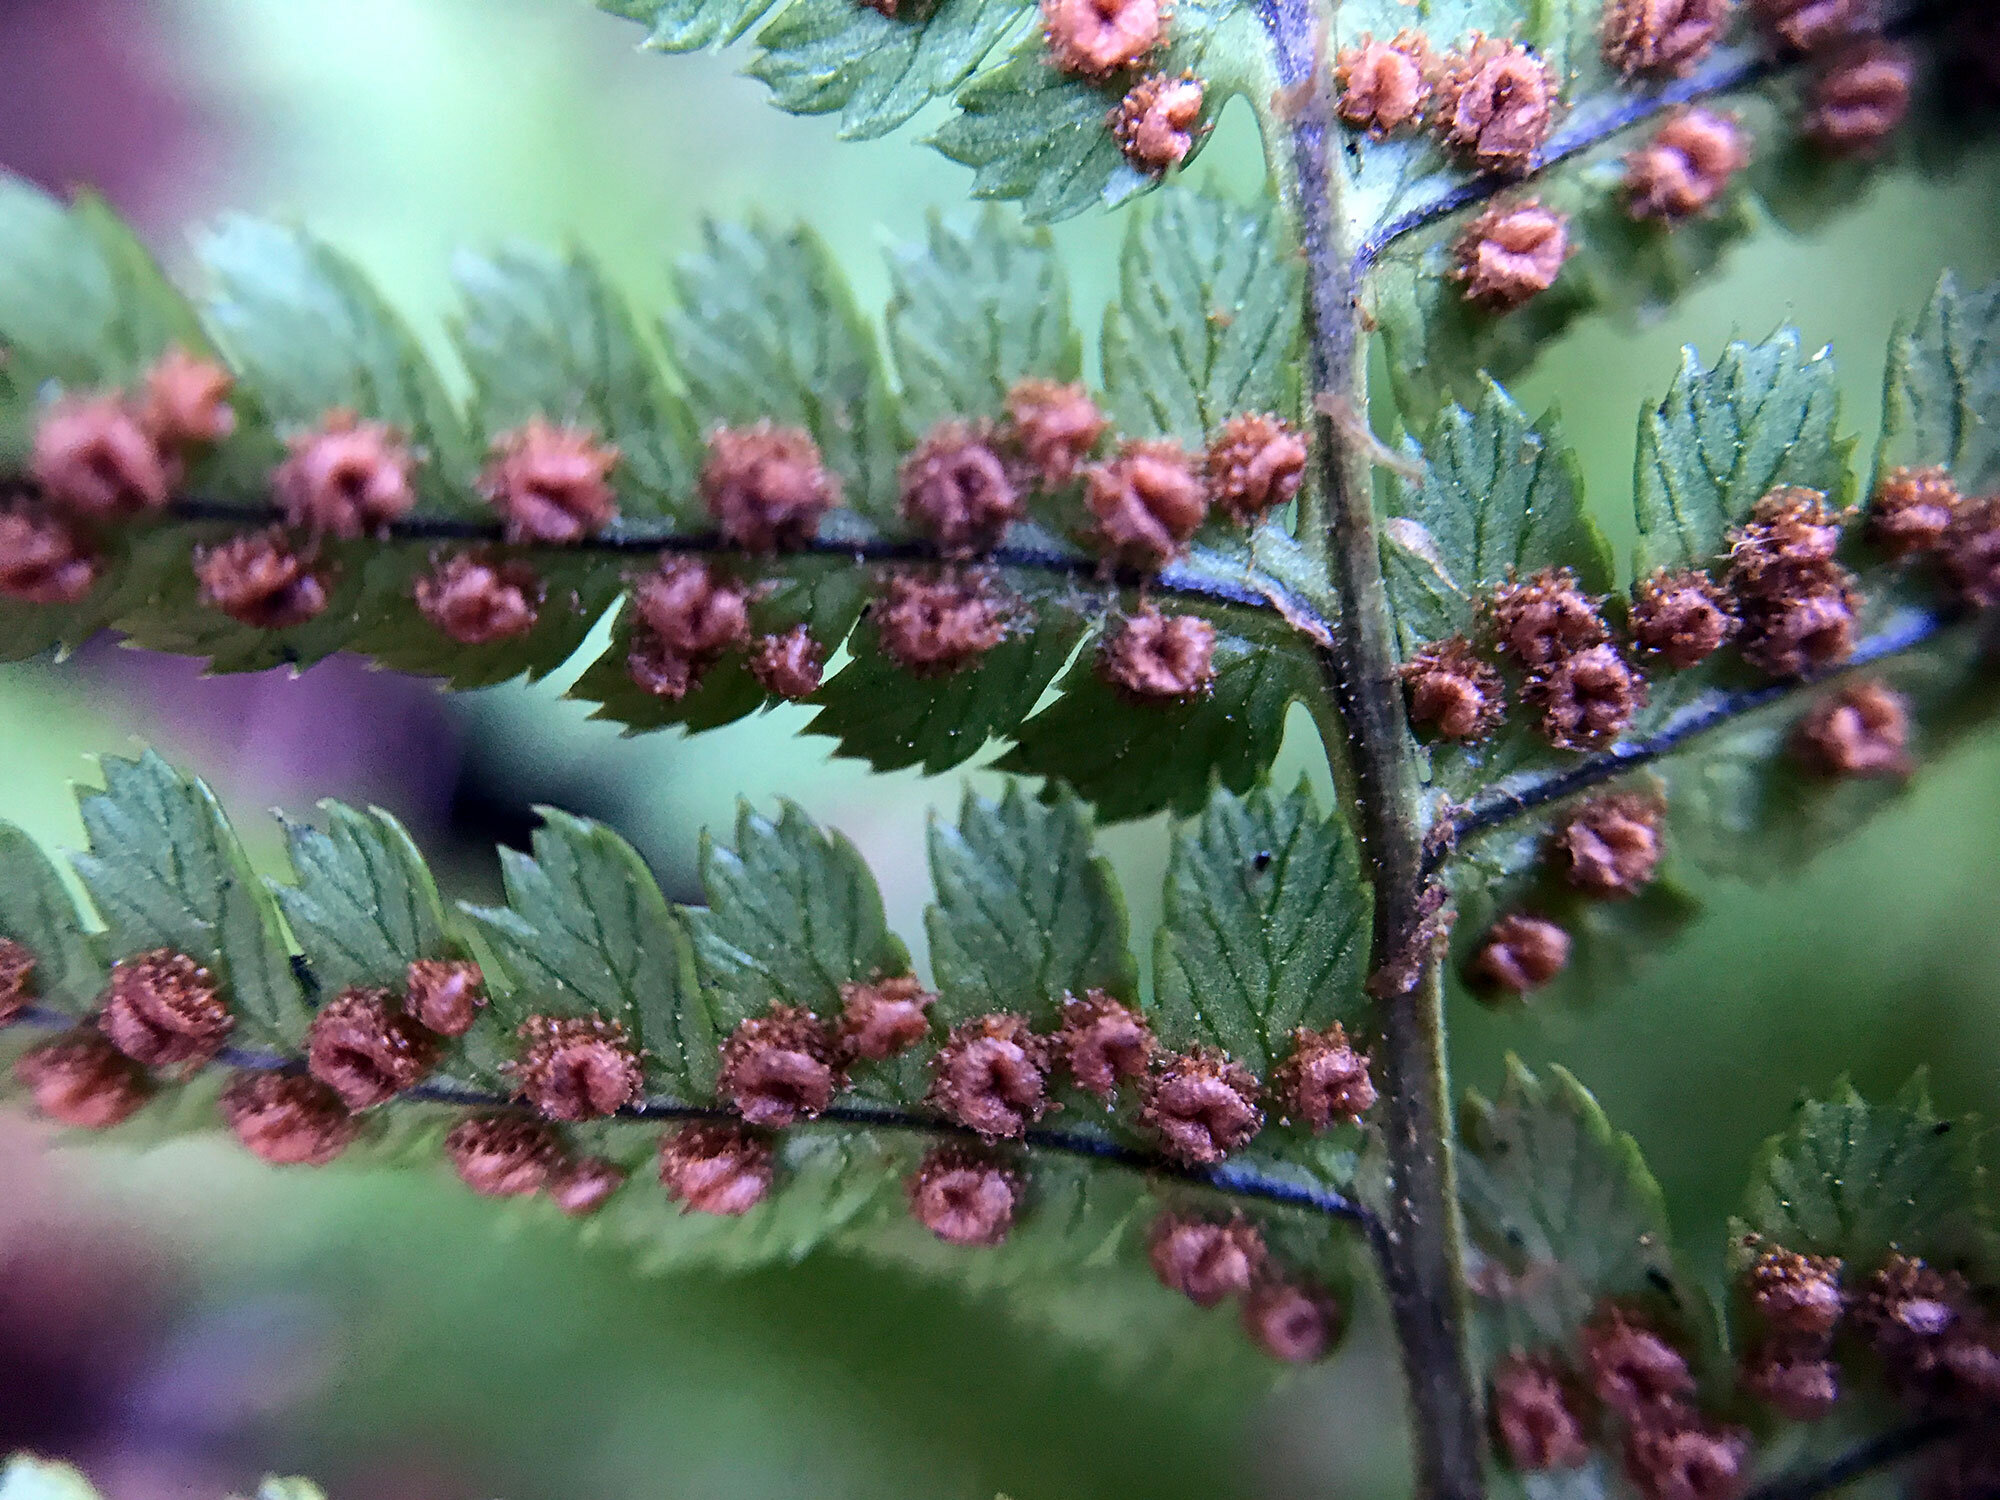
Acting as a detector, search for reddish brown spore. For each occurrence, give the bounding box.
[1098,609,1217,702]
[898,419,1022,555]
[625,557,752,700]
[907,1143,1022,1246]
[1806,40,1912,155]
[1525,642,1646,750]
[1004,379,1107,490]
[1752,0,1879,54]
[1489,568,1610,672]
[0,508,99,605]
[1942,493,2000,608]
[659,1121,774,1216]
[138,348,236,450]
[1205,413,1307,524]
[1434,36,1559,174]
[1335,32,1433,135]
[874,570,1011,675]
[272,411,415,538]
[1243,1278,1344,1364]
[1625,109,1750,221]
[1630,568,1737,669]
[1552,792,1665,896]
[1111,72,1205,174]
[1603,0,1733,77]
[1148,1213,1267,1307]
[835,975,935,1062]
[479,418,619,543]
[218,1071,359,1167]
[100,948,233,1068]
[928,1012,1052,1139]
[749,626,827,700]
[1040,0,1163,77]
[1455,200,1571,311]
[0,938,34,1024]
[414,553,542,644]
[195,530,330,629]
[1792,678,1911,778]
[550,1156,627,1217]
[305,986,440,1110]
[701,421,839,552]
[1085,439,1209,569]
[716,1005,842,1128]
[1868,465,1961,560]
[1402,636,1507,742]
[1273,1022,1376,1130]
[31,394,176,520]
[404,958,486,1038]
[1491,1354,1593,1470]
[1740,1343,1840,1421]
[1469,913,1571,995]
[1141,1047,1263,1164]
[1620,1410,1750,1500]
[1746,1247,1844,1337]
[511,1013,644,1121]
[1582,1307,1697,1419]
[1055,990,1156,1100]
[1857,1254,1967,1361]
[445,1113,558,1198]
[12,1030,152,1128]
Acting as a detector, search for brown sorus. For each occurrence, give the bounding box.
[1084,439,1209,569]
[716,1005,842,1128]
[139,348,237,450]
[1041,0,1163,77]
[1335,32,1433,135]
[1792,678,1911,778]
[1603,0,1733,77]
[1805,41,1912,156]
[631,559,751,660]
[1205,413,1307,524]
[549,1156,627,1217]
[1140,1047,1263,1164]
[1003,379,1107,489]
[479,418,620,543]
[1620,1409,1750,1500]
[0,938,34,1024]
[445,1114,558,1198]
[907,1143,1023,1246]
[195,530,330,629]
[835,975,935,1062]
[749,626,827,700]
[32,394,176,519]
[404,958,486,1038]
[1147,1213,1267,1306]
[0,508,99,605]
[1272,1022,1376,1130]
[1630,568,1737,669]
[1098,609,1217,702]
[12,1030,152,1129]
[510,1013,645,1121]
[1942,493,2000,608]
[414,554,542,644]
[700,421,839,551]
[1625,109,1749,221]
[1434,36,1559,174]
[898,419,1021,555]
[1054,991,1156,1100]
[1551,792,1665,896]
[1469,913,1572,995]
[927,1012,1053,1139]
[1111,72,1205,174]
[272,411,415,538]
[219,1071,359,1167]
[1867,465,1960,560]
[659,1121,775,1216]
[1455,201,1571,311]
[1745,1247,1844,1337]
[305,987,440,1110]
[1752,0,1879,54]
[1526,643,1646,750]
[1490,1354,1593,1470]
[1243,1278,1344,1363]
[1490,568,1610,671]
[100,948,233,1068]
[874,571,1011,675]
[1740,1342,1840,1421]
[1582,1307,1697,1418]
[1402,636,1506,741]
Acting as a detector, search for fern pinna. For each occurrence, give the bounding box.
[1,0,1998,1495]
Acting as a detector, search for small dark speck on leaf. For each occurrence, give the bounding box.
[1252,850,1274,872]
[1934,1121,1953,1135]
[1646,1267,1677,1299]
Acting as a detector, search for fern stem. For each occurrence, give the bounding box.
[0,1005,1376,1225]
[1264,0,1486,1492]
[1436,604,1962,861]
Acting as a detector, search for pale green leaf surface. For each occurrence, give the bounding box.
[0,825,105,1016]
[597,0,780,49]
[269,803,451,996]
[1877,272,2000,494]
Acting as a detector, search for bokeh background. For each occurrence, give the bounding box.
[1,2,1997,1496]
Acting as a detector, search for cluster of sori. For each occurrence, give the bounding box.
[1488,1242,2000,1500]
[1336,0,1913,311]
[0,944,1372,1362]
[0,348,1311,707]
[1396,466,2000,997]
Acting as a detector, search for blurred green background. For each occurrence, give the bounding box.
[0,2,1997,1497]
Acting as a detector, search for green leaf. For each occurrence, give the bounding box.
[924,786,1134,1027]
[70,752,307,1047]
[0,824,106,1017]
[806,597,1091,776]
[748,0,1028,141]
[1737,1075,1990,1273]
[1101,190,1301,446]
[1877,272,2000,494]
[1459,1060,1680,1350]
[1152,785,1369,1075]
[268,803,451,995]
[462,810,714,1096]
[885,210,1080,432]
[597,0,780,50]
[687,801,909,1037]
[667,221,901,523]
[1632,329,1851,576]
[1382,379,1607,653]
[999,627,1316,823]
[199,217,476,503]
[452,244,699,519]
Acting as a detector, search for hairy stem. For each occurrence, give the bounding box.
[1263,0,1485,1493]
